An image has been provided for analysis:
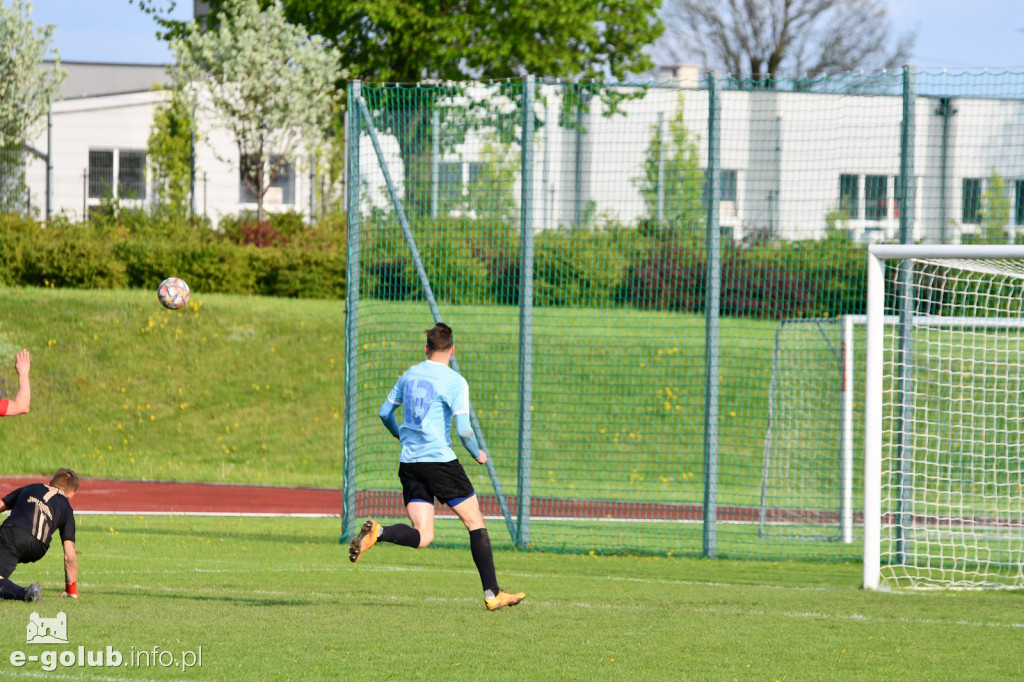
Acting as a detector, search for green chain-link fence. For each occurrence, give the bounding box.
[342,69,1024,561]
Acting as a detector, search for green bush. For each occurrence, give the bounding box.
[0,210,874,317]
[9,221,127,289]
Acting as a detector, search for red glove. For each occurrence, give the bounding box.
[60,582,78,598]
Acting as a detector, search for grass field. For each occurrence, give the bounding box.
[1,285,1023,676]
[0,514,1019,680]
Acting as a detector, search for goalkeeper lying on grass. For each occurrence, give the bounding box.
[0,468,80,602]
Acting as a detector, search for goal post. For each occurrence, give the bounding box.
[758,316,857,544]
[864,244,1024,590]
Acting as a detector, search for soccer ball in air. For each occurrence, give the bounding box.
[157,277,191,310]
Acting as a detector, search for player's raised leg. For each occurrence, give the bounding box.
[348,501,435,562]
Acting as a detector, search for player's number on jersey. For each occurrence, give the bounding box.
[404,379,436,426]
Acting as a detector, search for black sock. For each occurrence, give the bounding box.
[469,528,499,596]
[0,577,26,601]
[379,523,420,548]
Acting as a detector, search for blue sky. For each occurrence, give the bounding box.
[27,0,1024,70]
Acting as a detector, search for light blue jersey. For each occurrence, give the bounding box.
[383,360,473,463]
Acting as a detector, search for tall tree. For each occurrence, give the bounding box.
[635,96,704,237]
[170,0,343,223]
[655,0,915,87]
[147,83,194,218]
[0,0,64,212]
[139,0,663,83]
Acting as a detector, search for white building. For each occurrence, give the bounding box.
[20,63,1024,243]
[23,61,316,226]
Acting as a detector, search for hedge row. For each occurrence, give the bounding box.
[0,211,870,319]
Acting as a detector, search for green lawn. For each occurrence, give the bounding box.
[0,515,1018,680]
[0,286,347,486]
[0,285,860,560]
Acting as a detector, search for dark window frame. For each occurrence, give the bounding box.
[839,174,859,219]
[88,150,114,199]
[962,178,982,224]
[1014,180,1024,226]
[865,175,887,221]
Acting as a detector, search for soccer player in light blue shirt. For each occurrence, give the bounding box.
[383,350,482,464]
[348,323,525,611]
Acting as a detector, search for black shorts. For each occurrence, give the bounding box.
[0,525,46,577]
[398,460,476,507]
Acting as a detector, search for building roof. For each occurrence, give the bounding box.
[45,60,172,99]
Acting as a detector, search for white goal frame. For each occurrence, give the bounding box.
[863,244,1024,590]
[758,315,858,544]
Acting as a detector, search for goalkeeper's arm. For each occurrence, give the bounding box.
[60,540,78,598]
[456,413,487,464]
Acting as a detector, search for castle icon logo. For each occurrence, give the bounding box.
[26,612,68,645]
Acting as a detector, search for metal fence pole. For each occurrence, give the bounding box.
[516,75,535,548]
[340,80,362,543]
[431,109,440,219]
[894,66,917,563]
[656,111,665,226]
[703,72,721,558]
[45,110,52,221]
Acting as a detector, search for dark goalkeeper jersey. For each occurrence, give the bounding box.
[1,483,76,548]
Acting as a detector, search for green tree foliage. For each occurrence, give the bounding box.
[147,84,194,218]
[466,135,520,228]
[980,169,1010,244]
[635,97,705,238]
[141,0,663,83]
[0,0,64,213]
[170,0,343,224]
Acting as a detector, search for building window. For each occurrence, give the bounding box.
[437,161,463,213]
[118,150,147,200]
[865,175,887,220]
[893,175,903,219]
[720,169,737,202]
[88,150,114,198]
[88,149,146,200]
[962,178,982,224]
[839,174,859,219]
[240,154,294,205]
[1015,180,1024,226]
[701,169,738,204]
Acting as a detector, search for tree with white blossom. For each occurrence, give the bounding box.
[171,0,343,224]
[0,0,64,212]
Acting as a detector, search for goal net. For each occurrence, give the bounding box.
[758,317,857,543]
[864,245,1024,590]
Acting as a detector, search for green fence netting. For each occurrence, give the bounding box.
[341,70,1024,561]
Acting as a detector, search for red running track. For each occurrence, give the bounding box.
[0,476,342,516]
[0,476,858,524]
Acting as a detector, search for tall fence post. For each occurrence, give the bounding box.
[340,80,362,543]
[190,105,197,218]
[703,72,721,558]
[656,111,666,226]
[894,66,917,563]
[431,109,440,219]
[516,75,535,549]
[45,109,52,221]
